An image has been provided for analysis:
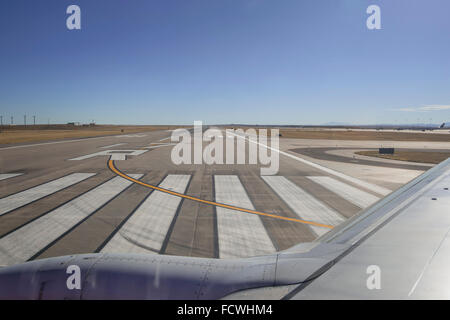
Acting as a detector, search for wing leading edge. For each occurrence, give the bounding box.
[228,157,450,299]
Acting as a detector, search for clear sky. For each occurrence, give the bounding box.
[0,0,449,125]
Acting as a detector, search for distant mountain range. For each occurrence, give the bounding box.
[321,122,448,129]
[223,122,448,128]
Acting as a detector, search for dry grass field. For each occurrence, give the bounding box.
[356,150,450,164]
[222,127,450,142]
[278,129,450,142]
[2,125,450,145]
[0,125,187,145]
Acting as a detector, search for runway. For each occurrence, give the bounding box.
[0,128,438,266]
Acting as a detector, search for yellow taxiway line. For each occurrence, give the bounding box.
[108,159,334,230]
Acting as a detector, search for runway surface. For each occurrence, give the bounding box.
[0,129,435,266]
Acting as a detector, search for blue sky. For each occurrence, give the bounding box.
[0,0,449,125]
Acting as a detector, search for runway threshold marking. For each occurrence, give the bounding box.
[307,176,380,208]
[214,175,276,258]
[0,173,97,217]
[100,174,191,254]
[262,176,344,236]
[0,174,142,266]
[0,173,23,181]
[108,159,333,230]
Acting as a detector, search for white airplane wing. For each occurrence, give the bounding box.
[229,157,450,299]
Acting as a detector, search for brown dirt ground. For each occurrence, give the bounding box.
[278,129,450,142]
[0,125,187,145]
[221,127,450,142]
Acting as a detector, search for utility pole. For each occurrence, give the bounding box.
[33,115,36,125]
[0,116,2,126]
[24,114,26,126]
[11,116,13,125]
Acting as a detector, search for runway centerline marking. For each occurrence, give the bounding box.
[108,159,333,229]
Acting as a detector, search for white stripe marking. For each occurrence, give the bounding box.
[143,143,175,149]
[228,131,391,196]
[0,174,142,266]
[215,175,276,259]
[116,134,147,138]
[69,150,147,161]
[0,173,23,181]
[101,175,191,254]
[100,143,126,149]
[308,176,380,208]
[0,173,96,216]
[262,176,344,236]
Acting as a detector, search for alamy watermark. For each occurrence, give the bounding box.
[66,5,81,30]
[65,4,381,31]
[366,265,381,290]
[366,5,381,30]
[170,121,279,175]
[66,264,81,290]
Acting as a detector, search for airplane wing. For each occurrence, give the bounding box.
[0,158,449,300]
[232,157,450,300]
